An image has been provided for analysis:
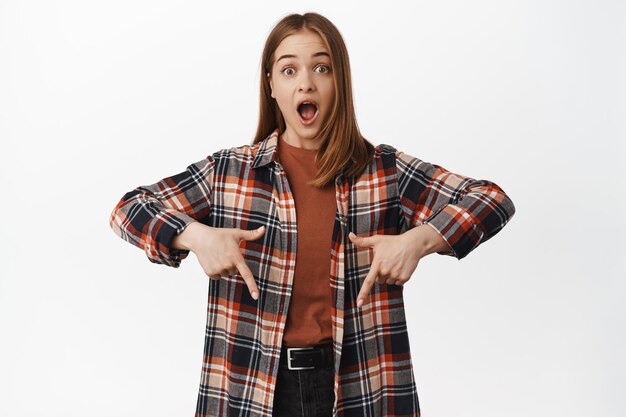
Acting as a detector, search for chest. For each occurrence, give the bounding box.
[207,158,401,242]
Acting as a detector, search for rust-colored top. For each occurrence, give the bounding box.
[277,135,335,347]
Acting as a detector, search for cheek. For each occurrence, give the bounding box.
[320,82,336,104]
[321,95,335,116]
[274,95,294,119]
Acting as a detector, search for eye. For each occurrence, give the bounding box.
[280,67,295,76]
[316,64,331,74]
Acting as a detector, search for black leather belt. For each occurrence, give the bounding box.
[279,342,334,370]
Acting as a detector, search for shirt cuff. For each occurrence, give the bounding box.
[144,210,197,267]
[422,204,485,260]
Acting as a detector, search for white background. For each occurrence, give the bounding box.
[1,1,624,416]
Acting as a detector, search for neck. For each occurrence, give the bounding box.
[282,130,320,150]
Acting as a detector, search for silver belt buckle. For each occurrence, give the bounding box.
[287,346,316,370]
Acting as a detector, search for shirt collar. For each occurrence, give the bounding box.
[252,128,280,169]
[251,127,347,182]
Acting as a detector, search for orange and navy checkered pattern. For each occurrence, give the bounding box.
[109,128,515,416]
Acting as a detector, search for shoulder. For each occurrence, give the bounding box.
[208,141,260,164]
[375,143,398,155]
[373,143,399,167]
[376,143,422,167]
[373,143,416,162]
[360,143,400,177]
[370,143,426,176]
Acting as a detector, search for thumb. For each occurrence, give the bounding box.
[242,225,265,241]
[349,231,368,246]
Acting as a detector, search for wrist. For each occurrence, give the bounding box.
[172,221,202,251]
[420,223,453,256]
[403,223,451,258]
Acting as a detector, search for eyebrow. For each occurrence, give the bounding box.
[276,51,330,64]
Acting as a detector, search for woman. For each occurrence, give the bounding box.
[109,12,516,417]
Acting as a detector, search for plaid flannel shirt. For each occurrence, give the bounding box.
[109,128,515,416]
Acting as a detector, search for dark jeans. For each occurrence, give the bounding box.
[272,357,335,417]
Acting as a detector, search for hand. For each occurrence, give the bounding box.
[180,223,266,301]
[348,229,426,308]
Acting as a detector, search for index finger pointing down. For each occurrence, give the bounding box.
[235,258,259,301]
[357,263,379,307]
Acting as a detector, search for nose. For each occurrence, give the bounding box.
[298,71,315,92]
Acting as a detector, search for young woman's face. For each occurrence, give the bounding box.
[268,29,335,149]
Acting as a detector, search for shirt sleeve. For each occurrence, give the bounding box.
[108,155,215,267]
[395,149,516,260]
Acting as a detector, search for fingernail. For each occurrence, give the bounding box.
[357,298,363,307]
[349,232,355,238]
[252,291,258,300]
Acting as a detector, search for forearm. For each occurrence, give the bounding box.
[403,223,453,258]
[395,149,515,260]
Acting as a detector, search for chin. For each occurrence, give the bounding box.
[287,121,318,136]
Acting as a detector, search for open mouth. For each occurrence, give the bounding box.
[297,101,319,125]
